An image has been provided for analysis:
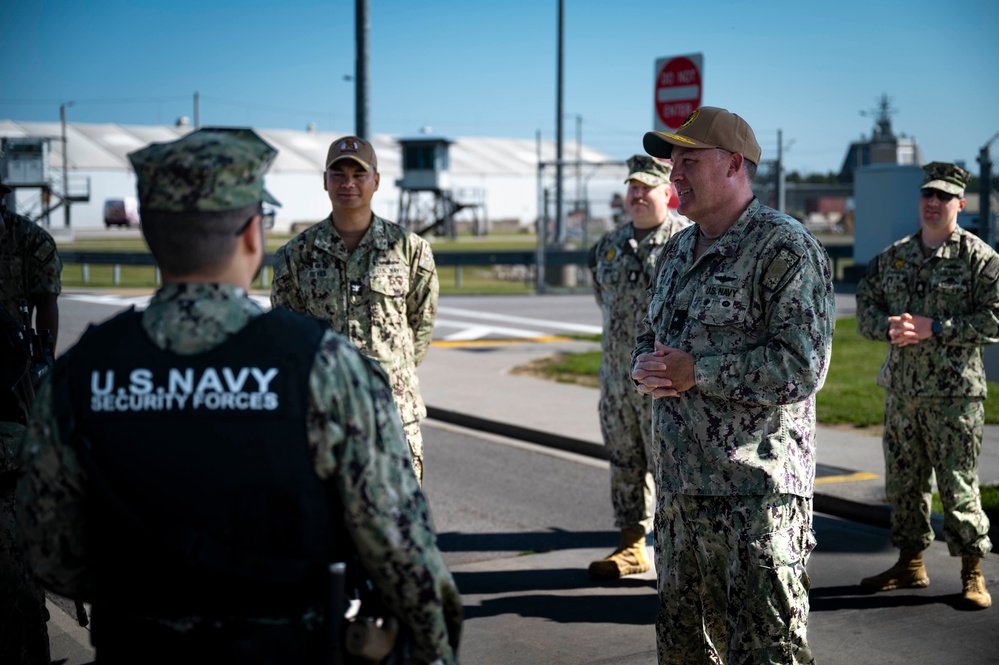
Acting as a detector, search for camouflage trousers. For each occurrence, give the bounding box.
[654,493,815,665]
[599,379,656,532]
[403,420,424,486]
[883,392,992,556]
[0,423,50,663]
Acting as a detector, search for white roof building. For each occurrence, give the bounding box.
[0,120,623,233]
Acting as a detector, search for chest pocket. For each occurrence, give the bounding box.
[690,292,748,328]
[296,266,343,319]
[597,262,622,288]
[930,270,969,312]
[883,271,910,295]
[370,264,410,298]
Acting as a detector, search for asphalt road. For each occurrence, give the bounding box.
[44,293,998,665]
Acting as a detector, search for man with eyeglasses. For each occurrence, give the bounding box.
[272,136,439,485]
[856,161,996,610]
[15,128,462,663]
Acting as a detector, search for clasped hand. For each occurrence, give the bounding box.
[632,341,696,398]
[887,313,933,347]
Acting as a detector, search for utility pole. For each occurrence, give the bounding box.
[554,0,564,246]
[194,91,200,129]
[979,132,998,247]
[535,130,546,294]
[775,129,785,212]
[60,101,74,228]
[575,114,582,209]
[355,0,370,139]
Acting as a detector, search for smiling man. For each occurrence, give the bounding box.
[632,107,835,665]
[855,161,995,610]
[586,155,688,580]
[272,136,439,484]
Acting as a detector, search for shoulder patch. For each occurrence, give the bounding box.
[984,255,999,282]
[418,245,436,272]
[762,246,803,293]
[865,259,880,280]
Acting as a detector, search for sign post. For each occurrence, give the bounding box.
[654,54,703,131]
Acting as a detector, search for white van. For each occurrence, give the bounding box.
[104,197,139,228]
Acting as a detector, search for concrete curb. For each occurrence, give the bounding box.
[427,405,999,546]
[426,406,609,461]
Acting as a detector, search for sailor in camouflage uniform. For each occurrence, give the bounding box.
[587,155,688,579]
[0,175,56,664]
[856,161,994,610]
[15,128,461,664]
[271,136,438,485]
[0,174,61,343]
[633,107,834,665]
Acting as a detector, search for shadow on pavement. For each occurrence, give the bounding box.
[810,585,959,611]
[438,529,621,553]
[462,591,658,624]
[454,568,654,595]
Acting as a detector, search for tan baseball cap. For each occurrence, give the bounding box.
[326,136,378,171]
[624,155,673,187]
[644,107,761,165]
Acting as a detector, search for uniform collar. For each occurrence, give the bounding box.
[313,213,391,256]
[681,197,762,259]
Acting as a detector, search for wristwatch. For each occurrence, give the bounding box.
[931,320,943,335]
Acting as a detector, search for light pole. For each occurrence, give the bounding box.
[60,101,74,228]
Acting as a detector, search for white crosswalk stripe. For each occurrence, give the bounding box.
[62,294,599,342]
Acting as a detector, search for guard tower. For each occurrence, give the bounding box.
[396,135,485,237]
[0,136,90,227]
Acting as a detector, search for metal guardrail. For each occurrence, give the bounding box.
[59,245,855,287]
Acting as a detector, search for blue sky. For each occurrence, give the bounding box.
[1,0,997,175]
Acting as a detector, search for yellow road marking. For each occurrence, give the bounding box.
[815,471,879,485]
[432,335,573,348]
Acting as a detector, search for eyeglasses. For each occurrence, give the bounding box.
[921,189,959,203]
[233,204,275,236]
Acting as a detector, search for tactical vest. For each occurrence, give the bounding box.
[56,307,346,630]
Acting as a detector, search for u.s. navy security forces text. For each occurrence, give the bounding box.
[89,367,279,412]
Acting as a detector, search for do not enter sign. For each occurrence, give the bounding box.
[654,54,703,131]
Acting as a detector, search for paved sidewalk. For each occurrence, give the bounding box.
[418,339,999,665]
[420,339,999,539]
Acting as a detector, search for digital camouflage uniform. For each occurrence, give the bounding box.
[271,215,439,483]
[633,198,834,665]
[0,206,63,320]
[15,128,461,664]
[856,224,998,557]
[590,215,688,532]
[17,284,461,663]
[0,204,57,664]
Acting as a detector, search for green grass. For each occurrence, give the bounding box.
[513,317,999,428]
[57,234,539,294]
[816,318,890,427]
[932,485,999,523]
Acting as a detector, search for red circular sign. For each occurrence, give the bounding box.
[655,57,702,130]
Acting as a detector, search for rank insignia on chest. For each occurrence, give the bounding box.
[894,259,906,270]
[349,281,363,296]
[605,248,617,262]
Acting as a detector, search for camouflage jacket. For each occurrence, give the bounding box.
[590,217,689,390]
[16,283,461,663]
[633,199,835,497]
[0,207,62,316]
[856,225,999,398]
[271,215,439,424]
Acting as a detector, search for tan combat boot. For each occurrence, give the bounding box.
[588,527,650,579]
[961,556,992,610]
[860,550,930,592]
